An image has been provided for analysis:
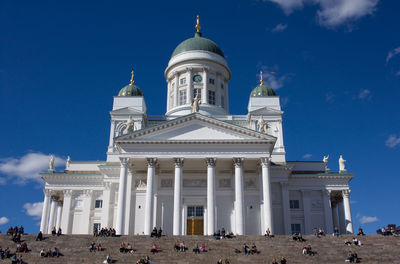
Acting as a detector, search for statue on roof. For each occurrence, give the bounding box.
[339,155,346,172]
[124,116,135,134]
[257,116,268,133]
[191,95,201,113]
[66,156,71,170]
[323,155,329,171]
[49,155,55,171]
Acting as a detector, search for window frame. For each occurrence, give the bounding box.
[208,90,216,105]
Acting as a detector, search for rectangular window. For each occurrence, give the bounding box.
[179,90,187,105]
[208,90,215,105]
[193,88,202,100]
[289,200,300,209]
[221,83,224,89]
[95,200,103,208]
[209,78,215,84]
[93,223,101,232]
[221,95,225,108]
[180,78,186,85]
[291,224,301,234]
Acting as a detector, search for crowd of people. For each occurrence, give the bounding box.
[95,227,117,237]
[213,228,235,240]
[119,242,135,253]
[150,227,163,238]
[89,242,104,252]
[39,247,61,257]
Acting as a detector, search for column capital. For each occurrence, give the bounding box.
[260,157,271,168]
[342,189,350,197]
[119,157,130,166]
[146,158,158,167]
[206,157,216,167]
[63,189,72,197]
[44,189,52,196]
[233,157,244,168]
[83,189,93,197]
[104,182,112,190]
[173,158,184,168]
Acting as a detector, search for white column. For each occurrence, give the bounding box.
[108,120,116,152]
[101,183,112,229]
[153,174,158,229]
[342,190,354,234]
[174,72,179,107]
[144,158,157,235]
[55,202,63,231]
[40,189,51,233]
[60,190,72,234]
[124,166,133,235]
[206,158,216,235]
[301,190,312,234]
[47,197,58,234]
[203,67,208,104]
[332,203,338,231]
[173,158,184,235]
[187,68,193,104]
[338,199,346,234]
[82,189,93,234]
[323,189,334,234]
[233,157,244,235]
[260,158,274,235]
[116,157,129,235]
[280,182,291,235]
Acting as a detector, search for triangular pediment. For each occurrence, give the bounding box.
[250,106,283,115]
[115,113,276,143]
[110,107,144,116]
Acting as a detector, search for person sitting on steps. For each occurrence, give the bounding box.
[120,242,126,253]
[193,244,200,254]
[151,227,158,237]
[151,243,159,254]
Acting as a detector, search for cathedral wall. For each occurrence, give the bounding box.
[271,183,284,234]
[156,194,174,235]
[244,194,261,235]
[310,190,325,231]
[216,194,234,233]
[133,192,146,235]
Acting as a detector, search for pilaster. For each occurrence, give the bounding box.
[233,157,244,235]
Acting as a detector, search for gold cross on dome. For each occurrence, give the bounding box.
[130,70,134,85]
[260,70,264,85]
[196,15,201,33]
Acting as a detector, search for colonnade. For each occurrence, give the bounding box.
[115,157,274,236]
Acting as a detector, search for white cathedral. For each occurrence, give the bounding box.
[39,17,354,236]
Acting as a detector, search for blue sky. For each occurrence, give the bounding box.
[1,0,399,234]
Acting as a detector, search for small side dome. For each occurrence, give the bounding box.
[118,71,144,97]
[251,84,276,97]
[250,71,276,97]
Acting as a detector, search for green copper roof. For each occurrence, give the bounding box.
[250,84,276,97]
[118,84,143,97]
[171,32,224,58]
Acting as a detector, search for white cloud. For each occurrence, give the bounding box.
[303,154,312,159]
[23,202,43,219]
[0,217,9,225]
[359,215,378,224]
[386,46,400,64]
[265,0,304,15]
[385,134,400,148]
[358,89,371,99]
[0,152,65,184]
[265,0,379,28]
[272,23,288,32]
[316,0,379,28]
[258,66,293,90]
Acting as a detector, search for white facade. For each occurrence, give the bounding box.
[40,23,354,236]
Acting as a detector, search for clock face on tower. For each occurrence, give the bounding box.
[193,75,202,83]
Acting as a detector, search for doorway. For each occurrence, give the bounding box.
[186,206,204,235]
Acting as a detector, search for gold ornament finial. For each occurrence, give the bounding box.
[195,15,201,33]
[260,70,264,85]
[130,70,134,85]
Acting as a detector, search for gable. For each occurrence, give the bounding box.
[110,107,144,116]
[115,113,276,143]
[250,106,283,116]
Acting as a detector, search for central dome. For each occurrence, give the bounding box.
[171,32,225,58]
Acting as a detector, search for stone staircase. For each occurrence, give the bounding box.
[1,234,399,263]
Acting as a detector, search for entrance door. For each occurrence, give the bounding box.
[186,206,204,235]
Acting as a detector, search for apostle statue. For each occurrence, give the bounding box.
[257,116,268,133]
[124,116,135,134]
[323,155,329,171]
[66,156,71,170]
[339,155,346,172]
[49,155,55,171]
[191,95,201,113]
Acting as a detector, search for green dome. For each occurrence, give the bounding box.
[171,32,224,58]
[251,84,276,97]
[118,84,143,97]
